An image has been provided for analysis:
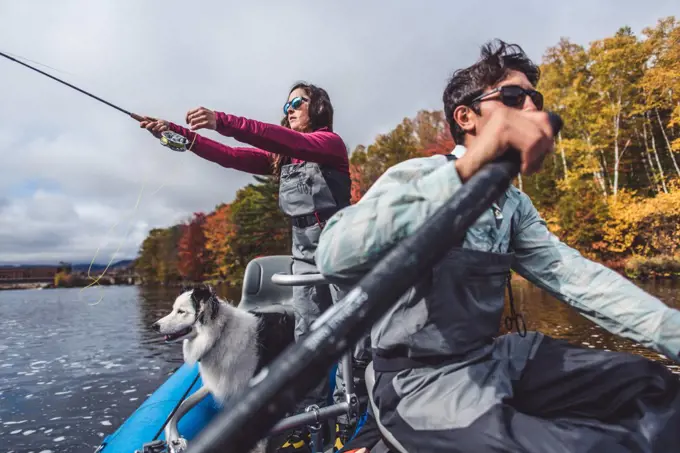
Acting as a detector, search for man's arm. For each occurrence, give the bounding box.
[511,191,680,362]
[316,155,463,283]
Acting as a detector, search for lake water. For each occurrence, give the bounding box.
[1,280,679,453]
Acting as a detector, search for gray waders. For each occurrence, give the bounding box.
[278,161,371,418]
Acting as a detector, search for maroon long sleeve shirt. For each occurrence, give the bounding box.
[168,112,350,175]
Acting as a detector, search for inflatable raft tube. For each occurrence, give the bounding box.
[95,363,221,453]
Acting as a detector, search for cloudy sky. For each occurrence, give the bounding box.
[0,0,677,265]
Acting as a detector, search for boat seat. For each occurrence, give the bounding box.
[365,362,409,453]
[238,255,295,315]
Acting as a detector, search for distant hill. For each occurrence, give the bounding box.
[0,259,134,271]
[70,260,135,272]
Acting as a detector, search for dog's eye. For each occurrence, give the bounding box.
[177,309,185,314]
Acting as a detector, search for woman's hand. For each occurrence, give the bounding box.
[186,107,217,131]
[139,116,170,138]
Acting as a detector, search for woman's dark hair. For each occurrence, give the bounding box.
[443,39,540,144]
[272,82,334,177]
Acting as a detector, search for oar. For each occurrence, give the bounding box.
[186,113,564,453]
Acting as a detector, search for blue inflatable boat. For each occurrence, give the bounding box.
[95,363,221,453]
[95,361,342,453]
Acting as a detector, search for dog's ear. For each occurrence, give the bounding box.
[193,284,218,324]
[191,284,213,303]
[209,294,220,321]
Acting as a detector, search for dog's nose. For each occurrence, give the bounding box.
[151,322,160,332]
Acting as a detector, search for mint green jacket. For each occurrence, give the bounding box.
[315,146,680,363]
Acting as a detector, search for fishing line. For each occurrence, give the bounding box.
[80,181,149,305]
[0,50,193,151]
[0,49,195,302]
[0,49,76,77]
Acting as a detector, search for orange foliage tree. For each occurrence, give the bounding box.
[203,204,237,281]
[177,212,210,282]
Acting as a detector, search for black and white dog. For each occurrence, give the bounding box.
[152,284,295,451]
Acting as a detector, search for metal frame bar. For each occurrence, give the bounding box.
[271,272,329,286]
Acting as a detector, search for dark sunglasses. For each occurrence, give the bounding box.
[469,85,544,111]
[283,96,309,115]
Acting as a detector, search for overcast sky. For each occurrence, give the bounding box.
[0,0,677,265]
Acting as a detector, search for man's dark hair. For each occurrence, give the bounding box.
[443,39,540,144]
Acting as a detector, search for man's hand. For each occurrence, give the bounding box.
[139,116,170,139]
[455,109,555,182]
[186,107,217,131]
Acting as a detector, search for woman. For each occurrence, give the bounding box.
[140,82,356,451]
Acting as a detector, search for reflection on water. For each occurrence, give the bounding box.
[501,277,680,373]
[0,280,678,452]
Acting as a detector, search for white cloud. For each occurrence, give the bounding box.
[0,0,677,264]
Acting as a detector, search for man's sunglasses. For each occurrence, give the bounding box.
[469,85,544,111]
[283,96,309,115]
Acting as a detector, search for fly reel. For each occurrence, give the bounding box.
[160,130,190,152]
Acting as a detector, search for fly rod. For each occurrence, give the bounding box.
[0,50,190,152]
[187,112,564,453]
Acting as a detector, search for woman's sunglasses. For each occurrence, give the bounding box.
[283,96,309,115]
[469,85,544,111]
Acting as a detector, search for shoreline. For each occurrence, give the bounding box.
[0,282,137,291]
[4,271,679,292]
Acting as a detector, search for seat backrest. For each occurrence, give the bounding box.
[365,362,410,453]
[238,255,294,312]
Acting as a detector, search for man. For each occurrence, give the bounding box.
[315,40,680,452]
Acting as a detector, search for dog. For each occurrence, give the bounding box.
[152,284,296,453]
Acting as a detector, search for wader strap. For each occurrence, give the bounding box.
[291,208,337,229]
[447,152,526,337]
[504,275,526,337]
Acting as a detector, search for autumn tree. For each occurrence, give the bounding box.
[134,226,182,284]
[203,204,236,280]
[349,110,452,201]
[222,175,291,287]
[588,27,647,197]
[177,212,210,282]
